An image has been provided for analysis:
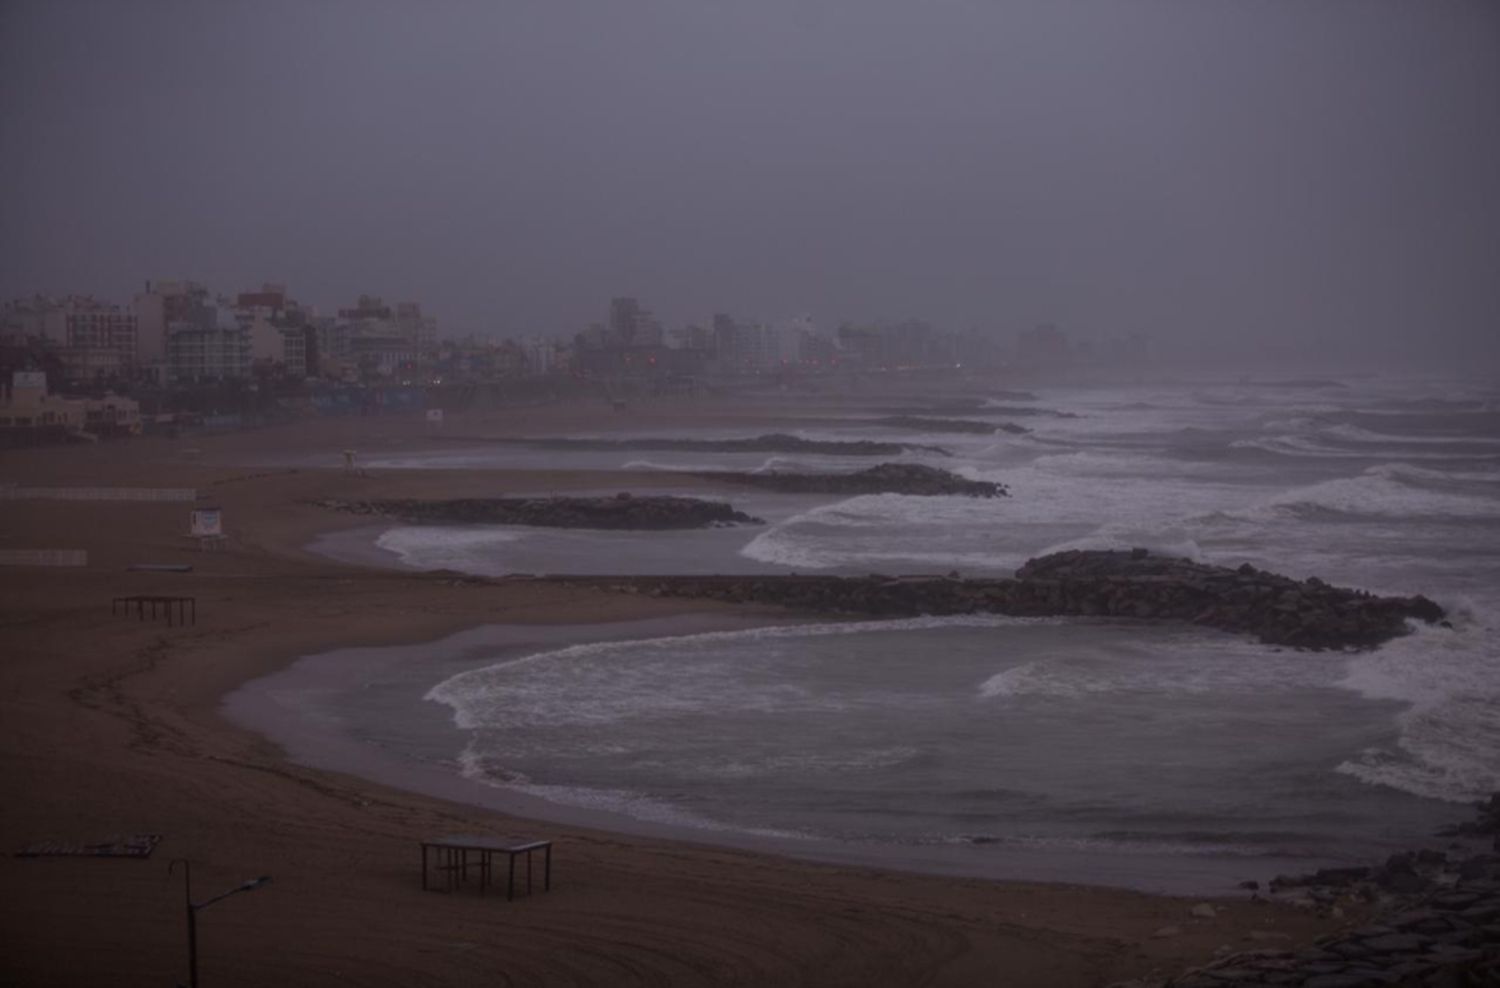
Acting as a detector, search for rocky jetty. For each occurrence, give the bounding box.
[310,494,763,530]
[1139,877,1500,986]
[1437,794,1500,840]
[687,463,1008,498]
[480,433,952,457]
[1014,551,1444,649]
[1122,797,1500,988]
[557,550,1444,649]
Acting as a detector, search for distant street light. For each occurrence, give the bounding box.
[168,860,272,988]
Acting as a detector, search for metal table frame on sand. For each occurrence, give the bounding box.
[420,836,552,901]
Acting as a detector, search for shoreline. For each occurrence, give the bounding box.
[0,403,1380,986]
[225,612,1356,898]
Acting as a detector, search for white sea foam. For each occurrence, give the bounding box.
[1334,604,1500,803]
[427,615,1051,730]
[1248,466,1500,520]
[1233,435,1500,462]
[739,457,1263,571]
[1231,435,1371,459]
[750,457,822,474]
[1375,462,1500,485]
[977,637,1329,700]
[620,455,829,474]
[1322,422,1500,446]
[738,493,1021,570]
[375,526,524,570]
[621,459,721,472]
[1028,450,1236,479]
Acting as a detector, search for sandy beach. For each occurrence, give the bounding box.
[0,401,1360,987]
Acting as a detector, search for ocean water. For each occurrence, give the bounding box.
[314,376,1500,882]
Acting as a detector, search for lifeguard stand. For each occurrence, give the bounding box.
[189,506,225,550]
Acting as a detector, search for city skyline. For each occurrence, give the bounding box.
[3,2,1497,366]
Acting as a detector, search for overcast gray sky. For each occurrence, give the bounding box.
[2,1,1496,365]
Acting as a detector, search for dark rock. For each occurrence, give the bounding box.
[310,495,764,530]
[1378,871,1429,894]
[1313,867,1374,887]
[1458,902,1499,923]
[540,550,1445,649]
[1202,966,1258,980]
[1350,926,1399,939]
[1385,852,1417,874]
[1338,967,1404,984]
[1013,550,1444,648]
[1424,945,1482,964]
[1358,934,1425,953]
[689,462,1008,498]
[1303,975,1383,988]
[485,432,953,457]
[1330,942,1373,960]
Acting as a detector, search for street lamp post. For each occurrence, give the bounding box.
[168,860,271,988]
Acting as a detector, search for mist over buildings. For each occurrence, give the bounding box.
[2,1,1496,371]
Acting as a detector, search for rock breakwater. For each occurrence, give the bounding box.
[465,433,952,457]
[556,549,1444,649]
[1143,874,1500,987]
[310,494,763,530]
[1128,797,1500,987]
[687,463,1007,498]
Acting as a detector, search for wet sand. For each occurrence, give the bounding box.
[0,401,1357,987]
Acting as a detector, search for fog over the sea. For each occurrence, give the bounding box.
[2,1,1496,369]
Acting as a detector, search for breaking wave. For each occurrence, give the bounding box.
[1334,605,1500,803]
[1211,464,1500,523]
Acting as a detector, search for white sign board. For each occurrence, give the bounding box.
[190,508,222,537]
[425,408,444,424]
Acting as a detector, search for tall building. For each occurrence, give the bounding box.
[394,302,437,347]
[49,297,139,382]
[338,295,393,322]
[166,324,251,383]
[133,280,211,364]
[0,296,53,346]
[232,283,313,376]
[609,297,642,344]
[166,301,249,383]
[608,297,661,346]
